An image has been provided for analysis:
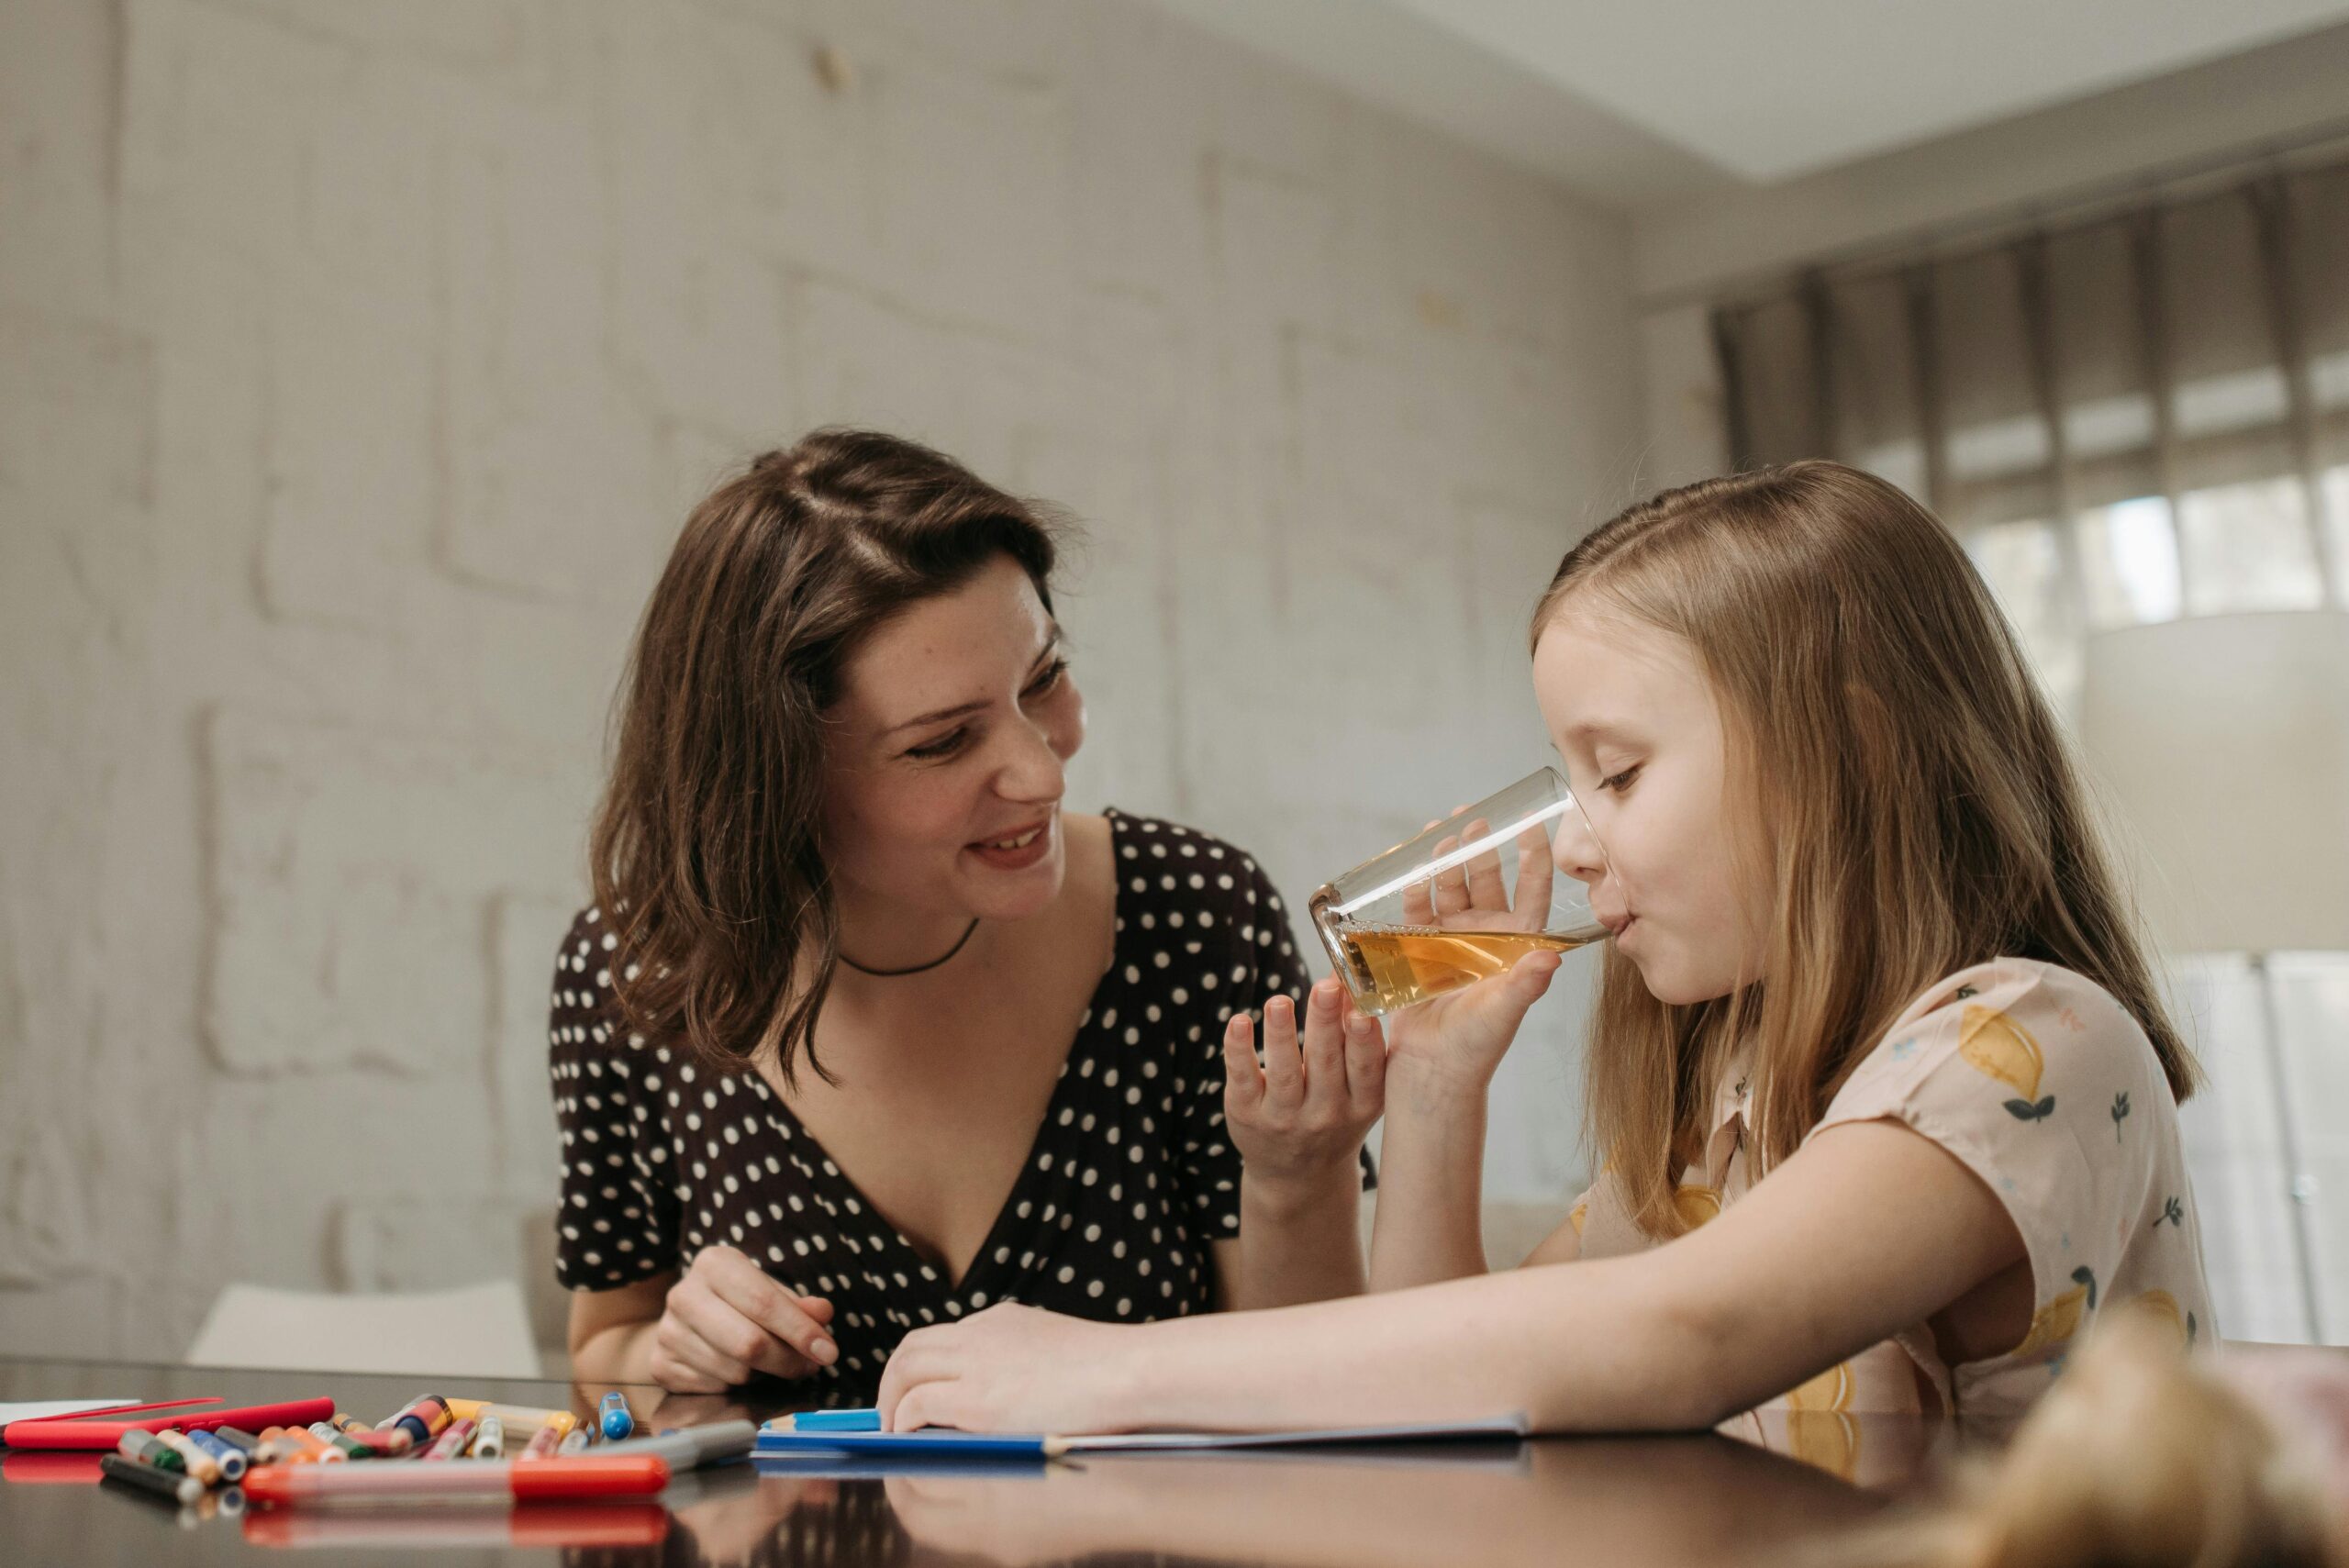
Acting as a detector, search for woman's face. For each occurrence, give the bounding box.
[822,556,1085,927]
[1531,601,1764,1005]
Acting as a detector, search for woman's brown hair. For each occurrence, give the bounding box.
[1531,461,2198,1240]
[591,428,1064,1086]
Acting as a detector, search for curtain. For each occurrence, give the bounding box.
[1713,148,2349,710]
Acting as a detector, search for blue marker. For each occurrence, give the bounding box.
[186,1429,248,1482]
[598,1391,633,1441]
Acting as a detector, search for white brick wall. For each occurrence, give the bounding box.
[0,0,1645,1358]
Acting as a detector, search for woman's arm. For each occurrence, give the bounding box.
[569,1274,672,1384]
[1215,984,1380,1309]
[877,1117,2024,1436]
[1218,1166,1367,1311]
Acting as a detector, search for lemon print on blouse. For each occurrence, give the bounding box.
[2014,1266,2099,1359]
[2121,1289,2198,1350]
[1958,1003,2056,1121]
[1568,1198,1589,1237]
[1674,1184,1722,1229]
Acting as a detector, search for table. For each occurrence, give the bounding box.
[0,1357,1945,1564]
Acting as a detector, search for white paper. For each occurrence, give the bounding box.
[1059,1414,1531,1451]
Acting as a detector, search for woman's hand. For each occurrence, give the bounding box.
[650,1244,839,1392]
[1223,978,1383,1190]
[877,1304,1138,1435]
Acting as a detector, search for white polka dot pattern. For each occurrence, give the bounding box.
[545,809,1365,1396]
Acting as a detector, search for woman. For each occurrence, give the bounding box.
[551,429,1377,1396]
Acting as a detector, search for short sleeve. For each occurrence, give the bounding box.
[547,908,676,1292]
[1811,960,2173,1363]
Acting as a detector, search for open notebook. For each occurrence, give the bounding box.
[753,1414,1529,1460]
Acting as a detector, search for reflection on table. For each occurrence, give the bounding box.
[1,1357,1946,1565]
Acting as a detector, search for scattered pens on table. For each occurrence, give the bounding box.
[599,1391,633,1441]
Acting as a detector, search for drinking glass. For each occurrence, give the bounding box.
[1308,768,1608,1016]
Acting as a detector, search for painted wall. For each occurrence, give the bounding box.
[0,0,1645,1357]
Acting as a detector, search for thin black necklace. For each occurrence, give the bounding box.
[839,918,981,977]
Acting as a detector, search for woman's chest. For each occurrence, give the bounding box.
[759,982,1097,1281]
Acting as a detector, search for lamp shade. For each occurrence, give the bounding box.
[2078,611,2349,954]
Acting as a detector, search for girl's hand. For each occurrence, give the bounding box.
[1400,816,1553,935]
[650,1244,839,1392]
[1381,951,1562,1100]
[1223,979,1384,1190]
[877,1304,1136,1435]
[1381,808,1564,1098]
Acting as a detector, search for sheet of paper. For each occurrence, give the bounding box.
[1059,1415,1530,1451]
[0,1398,143,1430]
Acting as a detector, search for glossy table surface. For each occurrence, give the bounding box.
[0,1356,1954,1565]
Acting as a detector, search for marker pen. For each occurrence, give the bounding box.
[116,1429,184,1473]
[241,1453,670,1506]
[100,1453,206,1507]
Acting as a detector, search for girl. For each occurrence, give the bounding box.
[872,461,2215,1437]
[556,430,1378,1398]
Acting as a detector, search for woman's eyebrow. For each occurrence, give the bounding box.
[885,626,1064,736]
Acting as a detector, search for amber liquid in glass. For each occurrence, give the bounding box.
[1331,923,1605,1013]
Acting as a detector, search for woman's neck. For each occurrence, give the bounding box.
[831,891,985,980]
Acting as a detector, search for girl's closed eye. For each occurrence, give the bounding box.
[1598,762,1643,794]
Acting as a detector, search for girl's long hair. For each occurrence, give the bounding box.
[591,428,1063,1086]
[1531,461,2197,1239]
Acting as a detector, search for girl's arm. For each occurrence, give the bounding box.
[1366,953,1566,1289]
[877,1117,2024,1435]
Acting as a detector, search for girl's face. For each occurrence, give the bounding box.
[821,556,1086,927]
[1532,602,1764,1005]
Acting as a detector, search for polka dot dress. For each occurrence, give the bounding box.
[547,810,1370,1396]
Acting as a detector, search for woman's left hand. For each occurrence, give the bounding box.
[1222,977,1384,1190]
[876,1304,1139,1435]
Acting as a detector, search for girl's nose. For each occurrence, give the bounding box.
[1552,802,1609,886]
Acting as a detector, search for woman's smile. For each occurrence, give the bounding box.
[967,811,1057,871]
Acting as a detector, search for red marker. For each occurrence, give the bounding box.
[243,1453,669,1506]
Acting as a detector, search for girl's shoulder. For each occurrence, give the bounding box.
[1828,957,2172,1135]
